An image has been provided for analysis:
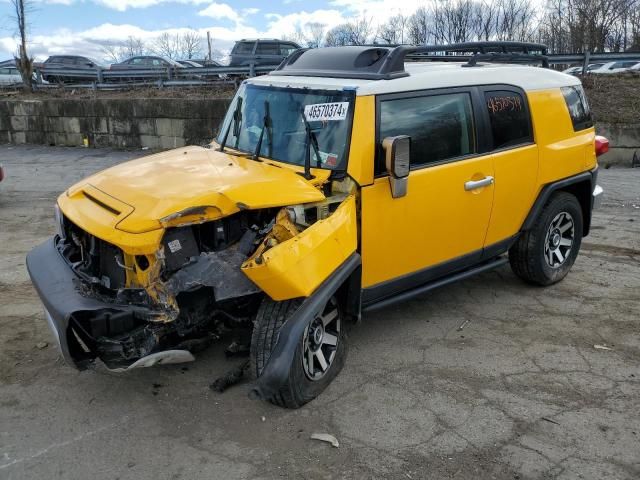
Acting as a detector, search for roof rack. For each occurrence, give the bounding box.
[271,42,549,80]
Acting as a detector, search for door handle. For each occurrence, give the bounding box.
[464,176,494,191]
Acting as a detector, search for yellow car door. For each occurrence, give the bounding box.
[360,88,495,303]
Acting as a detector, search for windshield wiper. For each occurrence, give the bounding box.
[300,110,322,180]
[218,97,242,152]
[252,100,272,161]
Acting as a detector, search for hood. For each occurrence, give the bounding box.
[61,146,328,234]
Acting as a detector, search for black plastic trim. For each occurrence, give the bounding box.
[363,256,509,313]
[251,252,361,400]
[521,170,594,234]
[26,237,151,370]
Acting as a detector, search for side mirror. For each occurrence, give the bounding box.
[382,135,411,198]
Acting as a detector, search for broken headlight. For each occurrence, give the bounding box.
[54,203,66,240]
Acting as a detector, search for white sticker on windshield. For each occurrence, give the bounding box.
[304,102,349,122]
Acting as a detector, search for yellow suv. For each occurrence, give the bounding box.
[27,42,607,408]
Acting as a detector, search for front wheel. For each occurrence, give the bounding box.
[509,192,583,286]
[250,296,347,409]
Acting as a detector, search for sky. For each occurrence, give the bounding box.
[0,0,426,62]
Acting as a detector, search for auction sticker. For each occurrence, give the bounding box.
[304,102,349,122]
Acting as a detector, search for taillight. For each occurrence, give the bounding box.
[595,136,609,157]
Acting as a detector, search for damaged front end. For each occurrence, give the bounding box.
[27,175,358,372]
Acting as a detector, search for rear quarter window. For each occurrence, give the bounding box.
[484,90,533,150]
[233,42,255,54]
[561,85,593,131]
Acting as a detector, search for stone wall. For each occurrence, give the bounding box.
[0,98,231,150]
[0,99,638,168]
[596,123,640,168]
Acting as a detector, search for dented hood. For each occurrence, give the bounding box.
[62,146,328,234]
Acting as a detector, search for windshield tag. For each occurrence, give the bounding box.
[304,102,349,122]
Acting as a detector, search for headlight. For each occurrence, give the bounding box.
[54,204,66,240]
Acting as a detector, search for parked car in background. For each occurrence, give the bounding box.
[589,61,640,74]
[111,56,184,70]
[0,65,22,85]
[228,39,300,67]
[109,56,185,82]
[177,60,203,68]
[41,55,106,83]
[562,66,582,75]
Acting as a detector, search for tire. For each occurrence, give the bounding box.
[250,296,347,409]
[509,191,583,286]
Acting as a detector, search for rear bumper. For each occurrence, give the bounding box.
[26,237,145,369]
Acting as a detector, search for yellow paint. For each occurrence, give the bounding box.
[346,95,375,186]
[242,196,358,300]
[56,84,598,306]
[65,146,327,234]
[528,89,596,185]
[360,156,494,288]
[483,144,538,246]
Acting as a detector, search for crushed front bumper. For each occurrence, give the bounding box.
[26,237,153,370]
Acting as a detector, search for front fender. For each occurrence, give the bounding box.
[241,195,358,301]
[251,252,361,400]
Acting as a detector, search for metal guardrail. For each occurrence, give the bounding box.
[32,63,274,85]
[0,51,636,91]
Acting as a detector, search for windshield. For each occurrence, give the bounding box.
[216,84,355,171]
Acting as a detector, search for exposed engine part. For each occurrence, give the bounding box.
[166,244,261,301]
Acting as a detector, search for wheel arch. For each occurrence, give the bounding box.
[521,170,596,237]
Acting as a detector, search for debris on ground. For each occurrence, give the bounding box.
[594,344,613,351]
[457,319,470,331]
[224,341,251,358]
[209,360,250,393]
[310,433,340,448]
[261,416,266,422]
[36,341,48,349]
[541,417,560,425]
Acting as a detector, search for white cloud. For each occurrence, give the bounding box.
[95,0,210,12]
[242,7,260,15]
[197,2,241,22]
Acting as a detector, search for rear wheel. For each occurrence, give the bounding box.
[509,192,583,286]
[250,296,346,409]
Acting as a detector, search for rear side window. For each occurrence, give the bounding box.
[561,85,593,131]
[379,92,476,168]
[233,42,254,54]
[484,90,533,149]
[256,43,279,55]
[280,44,297,56]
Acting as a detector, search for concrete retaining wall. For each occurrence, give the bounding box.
[0,98,231,150]
[0,99,638,167]
[596,123,640,168]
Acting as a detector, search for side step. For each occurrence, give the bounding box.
[363,256,509,313]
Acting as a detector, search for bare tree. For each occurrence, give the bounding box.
[305,22,327,48]
[377,14,408,44]
[102,36,147,63]
[10,0,34,90]
[407,7,432,44]
[325,17,374,46]
[180,30,203,59]
[153,32,181,59]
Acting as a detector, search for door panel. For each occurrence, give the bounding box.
[361,155,494,290]
[484,145,538,246]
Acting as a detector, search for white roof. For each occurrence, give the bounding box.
[248,62,581,96]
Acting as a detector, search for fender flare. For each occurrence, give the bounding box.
[251,252,361,400]
[520,169,597,236]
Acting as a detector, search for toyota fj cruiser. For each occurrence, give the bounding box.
[27,42,607,408]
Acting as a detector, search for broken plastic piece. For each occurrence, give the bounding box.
[593,344,613,351]
[310,433,339,448]
[107,350,195,372]
[210,360,250,393]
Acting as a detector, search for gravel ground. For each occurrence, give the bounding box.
[0,145,639,480]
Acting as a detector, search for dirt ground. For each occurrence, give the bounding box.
[0,145,639,480]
